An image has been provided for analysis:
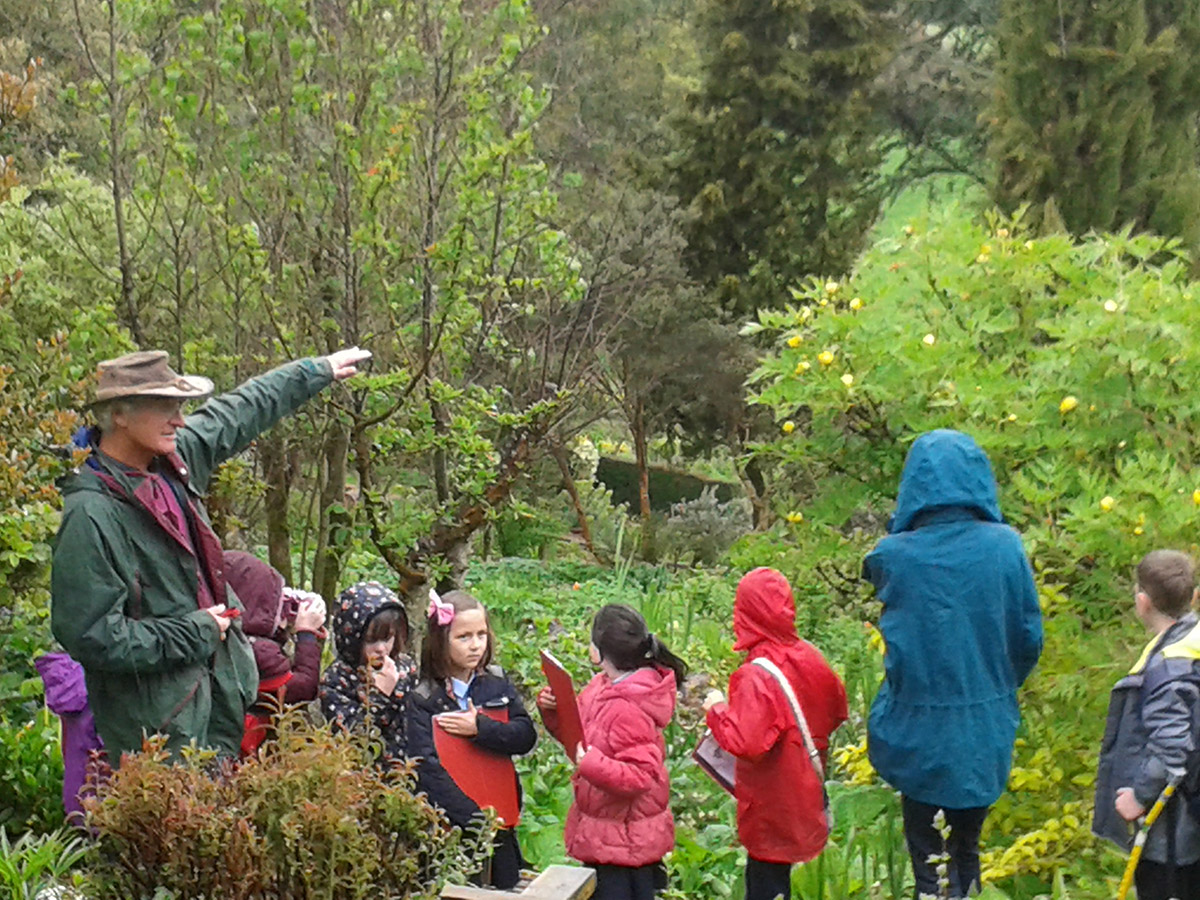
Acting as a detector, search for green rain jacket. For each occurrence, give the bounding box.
[51,358,333,763]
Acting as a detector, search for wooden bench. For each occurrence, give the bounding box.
[440,865,596,900]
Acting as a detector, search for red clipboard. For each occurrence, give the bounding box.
[540,650,586,759]
[432,707,521,826]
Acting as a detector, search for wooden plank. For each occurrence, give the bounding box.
[523,865,596,900]
[440,884,515,900]
[439,865,595,900]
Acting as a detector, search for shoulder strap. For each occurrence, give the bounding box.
[752,657,825,781]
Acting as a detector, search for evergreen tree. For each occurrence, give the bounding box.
[989,0,1200,254]
[671,0,894,319]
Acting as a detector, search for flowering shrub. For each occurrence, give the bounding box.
[747,207,1200,620]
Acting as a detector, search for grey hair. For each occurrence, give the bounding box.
[93,398,137,435]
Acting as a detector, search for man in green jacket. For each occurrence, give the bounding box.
[51,347,370,765]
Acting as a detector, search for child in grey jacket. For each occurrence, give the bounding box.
[1094,550,1200,900]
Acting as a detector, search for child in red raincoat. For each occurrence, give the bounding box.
[703,567,848,900]
[538,604,688,900]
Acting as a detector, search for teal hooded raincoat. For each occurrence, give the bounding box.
[864,430,1043,809]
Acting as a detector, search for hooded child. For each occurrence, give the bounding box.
[320,581,417,762]
[222,551,327,757]
[703,567,848,900]
[864,429,1043,900]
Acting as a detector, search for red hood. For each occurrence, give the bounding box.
[593,666,677,728]
[734,567,802,653]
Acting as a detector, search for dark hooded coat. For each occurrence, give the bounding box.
[222,551,324,756]
[319,581,416,761]
[706,567,848,863]
[864,429,1043,809]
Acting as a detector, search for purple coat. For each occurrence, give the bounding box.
[36,653,105,821]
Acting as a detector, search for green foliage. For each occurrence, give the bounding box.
[672,0,895,319]
[748,202,1200,618]
[84,712,489,900]
[0,826,88,900]
[988,0,1200,256]
[0,709,65,835]
[658,487,752,567]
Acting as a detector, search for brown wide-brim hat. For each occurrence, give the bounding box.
[91,350,214,405]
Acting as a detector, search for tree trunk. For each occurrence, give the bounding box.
[260,431,294,583]
[312,426,350,602]
[550,440,599,561]
[631,396,655,561]
[739,453,770,530]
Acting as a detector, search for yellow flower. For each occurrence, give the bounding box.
[976,253,990,264]
[922,333,936,346]
[781,420,796,434]
[795,360,811,374]
[841,373,854,387]
[818,350,835,366]
[824,280,840,294]
[903,225,914,236]
[849,297,863,310]
[1059,395,1079,414]
[785,511,804,524]
[1103,299,1118,313]
[1099,496,1115,512]
[787,335,803,348]
[979,244,992,255]
[997,228,1010,238]
[1192,489,1200,506]
[1007,413,1018,422]
[1134,526,1145,536]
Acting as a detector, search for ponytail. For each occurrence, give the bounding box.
[592,604,688,687]
[643,632,688,686]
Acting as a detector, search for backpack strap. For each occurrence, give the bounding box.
[752,657,825,781]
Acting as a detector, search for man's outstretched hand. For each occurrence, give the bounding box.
[325,346,373,381]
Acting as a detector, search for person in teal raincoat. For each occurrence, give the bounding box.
[864,429,1043,899]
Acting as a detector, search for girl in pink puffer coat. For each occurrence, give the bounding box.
[537,604,687,900]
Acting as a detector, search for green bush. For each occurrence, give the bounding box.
[83,712,490,900]
[0,709,65,835]
[0,826,89,900]
[748,205,1200,620]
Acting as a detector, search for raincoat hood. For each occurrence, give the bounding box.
[733,567,801,653]
[223,551,285,638]
[889,429,1002,534]
[595,665,677,729]
[331,581,405,666]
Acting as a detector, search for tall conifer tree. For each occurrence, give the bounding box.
[672,0,894,319]
[989,0,1200,253]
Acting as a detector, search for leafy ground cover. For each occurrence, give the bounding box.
[467,554,1134,900]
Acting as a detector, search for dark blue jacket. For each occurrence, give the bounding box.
[864,429,1043,808]
[407,667,537,828]
[1094,614,1200,865]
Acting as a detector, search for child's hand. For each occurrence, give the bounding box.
[1115,787,1146,822]
[372,655,400,696]
[537,686,557,711]
[702,689,725,711]
[294,597,326,633]
[437,701,480,737]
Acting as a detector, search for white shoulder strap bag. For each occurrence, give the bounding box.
[752,657,830,821]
